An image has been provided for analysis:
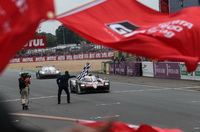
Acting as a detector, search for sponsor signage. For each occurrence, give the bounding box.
[180,62,200,80]
[23,36,46,49]
[119,63,127,75]
[10,51,114,63]
[154,62,180,79]
[109,63,115,74]
[126,63,141,76]
[142,62,154,77]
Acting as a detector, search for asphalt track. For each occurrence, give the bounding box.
[0,69,200,132]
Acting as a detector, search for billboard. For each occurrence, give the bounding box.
[180,62,200,80]
[23,36,46,49]
[154,62,181,79]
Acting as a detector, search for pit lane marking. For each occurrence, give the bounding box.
[96,102,120,106]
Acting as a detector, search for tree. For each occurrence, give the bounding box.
[55,25,85,44]
[36,32,58,47]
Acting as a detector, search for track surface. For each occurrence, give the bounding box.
[0,69,200,132]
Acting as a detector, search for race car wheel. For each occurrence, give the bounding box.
[69,81,74,93]
[76,85,82,94]
[36,73,40,79]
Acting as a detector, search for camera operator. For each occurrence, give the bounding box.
[18,73,31,110]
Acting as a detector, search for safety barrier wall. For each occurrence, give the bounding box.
[10,51,114,63]
[101,61,200,81]
[153,62,181,79]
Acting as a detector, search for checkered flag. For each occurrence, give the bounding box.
[77,63,91,80]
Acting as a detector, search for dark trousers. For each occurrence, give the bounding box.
[58,86,70,103]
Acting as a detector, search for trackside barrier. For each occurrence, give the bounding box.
[10,51,114,63]
[105,61,200,80]
[101,62,105,73]
[101,61,110,74]
[105,63,110,74]
[153,62,181,79]
[126,63,142,76]
[119,63,127,76]
[142,62,154,77]
[180,62,200,80]
[109,63,115,74]
[107,62,142,76]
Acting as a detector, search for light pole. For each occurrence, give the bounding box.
[61,26,67,54]
[62,27,66,44]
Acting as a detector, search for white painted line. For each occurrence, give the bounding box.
[176,86,200,89]
[112,82,200,92]
[111,82,167,89]
[0,95,65,102]
[96,102,120,106]
[193,127,200,130]
[90,115,119,119]
[174,88,200,93]
[113,88,173,93]
[0,99,21,102]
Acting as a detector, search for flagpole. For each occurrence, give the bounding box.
[56,0,97,17]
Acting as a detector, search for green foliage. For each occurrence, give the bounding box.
[55,24,86,44]
[36,32,58,47]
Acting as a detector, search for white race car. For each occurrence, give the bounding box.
[69,74,110,94]
[36,66,61,79]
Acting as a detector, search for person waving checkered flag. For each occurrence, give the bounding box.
[77,62,91,80]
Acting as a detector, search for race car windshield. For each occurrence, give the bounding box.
[84,76,97,82]
[42,67,56,71]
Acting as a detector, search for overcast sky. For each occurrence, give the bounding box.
[39,0,159,35]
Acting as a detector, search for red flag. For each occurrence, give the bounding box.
[57,0,200,72]
[0,0,55,73]
[77,121,183,132]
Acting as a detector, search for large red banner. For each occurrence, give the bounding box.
[23,36,46,49]
[77,121,183,132]
[0,0,54,73]
[57,0,200,72]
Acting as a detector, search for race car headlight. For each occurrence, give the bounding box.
[55,70,60,73]
[40,71,45,74]
[80,84,85,87]
[105,82,109,85]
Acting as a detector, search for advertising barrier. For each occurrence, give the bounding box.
[105,63,110,74]
[10,51,114,63]
[154,62,180,79]
[119,63,127,76]
[114,64,120,75]
[101,62,105,73]
[103,61,200,81]
[180,62,200,80]
[142,62,154,77]
[126,63,142,76]
[109,63,115,74]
